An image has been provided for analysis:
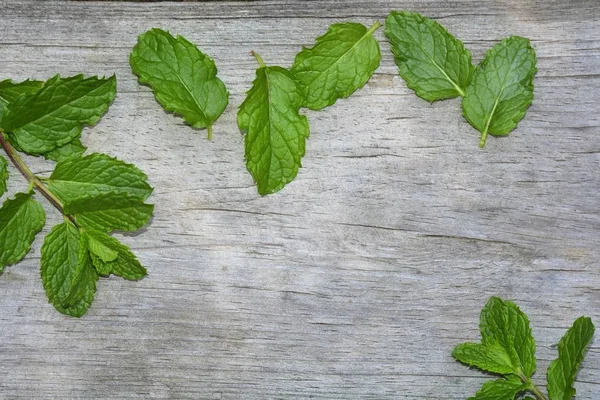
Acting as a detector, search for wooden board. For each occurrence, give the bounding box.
[0,1,598,398]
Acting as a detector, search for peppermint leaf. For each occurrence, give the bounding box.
[462,36,537,147]
[0,155,7,197]
[86,231,118,262]
[2,75,116,154]
[385,11,473,101]
[40,221,97,317]
[64,193,153,233]
[480,297,537,378]
[130,28,229,139]
[44,138,86,162]
[0,79,45,124]
[0,192,45,272]
[452,342,516,375]
[547,316,595,400]
[238,52,310,195]
[47,153,153,203]
[467,377,526,400]
[290,22,381,110]
[85,230,147,280]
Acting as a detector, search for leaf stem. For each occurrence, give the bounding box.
[0,130,77,225]
[207,124,213,140]
[366,21,382,36]
[479,130,488,148]
[251,51,267,68]
[518,373,549,400]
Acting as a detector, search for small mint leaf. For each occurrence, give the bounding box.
[130,28,229,137]
[452,342,516,375]
[0,192,46,272]
[86,230,147,280]
[44,138,86,162]
[2,75,116,154]
[547,316,595,400]
[467,377,526,400]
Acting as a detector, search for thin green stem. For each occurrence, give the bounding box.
[366,21,382,36]
[207,124,213,140]
[251,50,266,68]
[0,130,77,225]
[479,130,488,148]
[517,373,549,400]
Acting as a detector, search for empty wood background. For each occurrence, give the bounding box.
[0,1,598,398]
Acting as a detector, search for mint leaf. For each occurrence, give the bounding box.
[40,221,97,317]
[462,36,537,147]
[0,155,7,197]
[64,192,153,233]
[0,192,45,272]
[44,138,86,162]
[480,297,537,378]
[452,342,516,375]
[47,153,153,203]
[238,52,310,195]
[130,28,228,138]
[467,377,526,400]
[86,231,118,262]
[290,22,381,110]
[85,230,147,280]
[2,75,116,154]
[385,11,473,101]
[547,316,595,400]
[0,79,45,124]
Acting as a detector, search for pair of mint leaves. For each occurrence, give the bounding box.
[130,24,382,195]
[0,75,153,317]
[385,12,537,148]
[455,297,595,400]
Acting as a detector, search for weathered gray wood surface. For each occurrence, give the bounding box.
[0,0,598,398]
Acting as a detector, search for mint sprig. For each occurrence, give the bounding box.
[0,75,154,317]
[454,297,595,400]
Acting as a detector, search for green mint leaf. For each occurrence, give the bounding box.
[130,28,229,138]
[2,74,116,154]
[47,153,153,204]
[86,231,118,262]
[547,316,595,400]
[462,36,537,147]
[40,221,98,317]
[64,192,153,233]
[290,22,381,110]
[480,297,537,378]
[0,192,45,272]
[43,138,86,162]
[238,53,310,195]
[452,342,517,375]
[385,11,473,101]
[0,79,45,127]
[0,155,7,197]
[85,230,147,280]
[467,377,526,400]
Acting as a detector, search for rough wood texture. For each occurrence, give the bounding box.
[0,1,598,398]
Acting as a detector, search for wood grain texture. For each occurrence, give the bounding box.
[0,0,598,398]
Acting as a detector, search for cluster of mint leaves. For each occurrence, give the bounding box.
[0,75,154,317]
[385,11,537,148]
[454,297,595,400]
[130,24,382,195]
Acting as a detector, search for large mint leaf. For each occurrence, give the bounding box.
[385,11,473,101]
[467,377,526,400]
[0,79,45,125]
[462,36,537,147]
[547,316,595,400]
[290,22,381,110]
[130,28,228,138]
[85,230,147,280]
[2,75,116,154]
[40,221,98,317]
[47,153,153,203]
[44,138,86,162]
[480,297,537,378]
[238,54,310,195]
[64,193,153,233]
[0,155,7,197]
[452,342,516,375]
[0,192,45,272]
